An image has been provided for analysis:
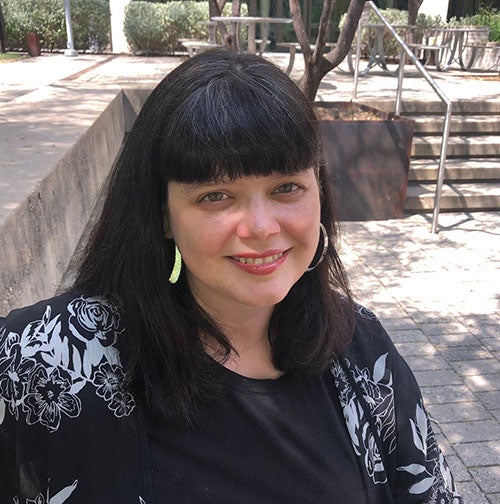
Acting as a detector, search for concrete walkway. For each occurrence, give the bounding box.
[1,52,499,503]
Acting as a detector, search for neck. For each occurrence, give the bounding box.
[197,299,282,380]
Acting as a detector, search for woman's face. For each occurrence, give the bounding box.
[166,169,321,316]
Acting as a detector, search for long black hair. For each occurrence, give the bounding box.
[73,49,354,425]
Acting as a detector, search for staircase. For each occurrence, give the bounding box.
[403,100,500,213]
[359,99,500,214]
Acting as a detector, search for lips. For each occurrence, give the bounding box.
[229,250,288,275]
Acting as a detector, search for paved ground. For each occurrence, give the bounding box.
[1,52,499,502]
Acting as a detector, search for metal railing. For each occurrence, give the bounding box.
[352,1,452,234]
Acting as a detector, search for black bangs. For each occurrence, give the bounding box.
[157,51,322,183]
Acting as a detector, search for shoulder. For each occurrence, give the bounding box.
[0,293,135,434]
[346,304,396,363]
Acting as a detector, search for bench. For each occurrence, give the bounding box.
[408,42,451,70]
[178,39,220,57]
[276,42,336,74]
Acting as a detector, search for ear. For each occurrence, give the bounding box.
[163,214,173,239]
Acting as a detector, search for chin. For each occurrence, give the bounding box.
[243,290,291,308]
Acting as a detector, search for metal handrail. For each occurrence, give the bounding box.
[353,1,452,234]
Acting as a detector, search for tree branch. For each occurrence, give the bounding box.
[312,0,335,66]
[323,0,365,69]
[289,0,312,61]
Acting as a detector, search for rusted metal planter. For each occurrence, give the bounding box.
[316,102,414,221]
[25,32,41,57]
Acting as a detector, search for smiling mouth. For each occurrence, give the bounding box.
[232,252,284,265]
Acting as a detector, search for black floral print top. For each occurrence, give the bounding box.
[0,294,463,504]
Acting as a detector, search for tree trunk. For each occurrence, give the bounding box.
[290,0,366,101]
[408,0,423,27]
[209,0,228,40]
[0,1,6,53]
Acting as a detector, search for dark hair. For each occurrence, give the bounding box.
[73,49,354,425]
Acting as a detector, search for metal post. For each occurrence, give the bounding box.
[352,16,363,100]
[395,48,405,116]
[431,102,453,233]
[64,0,78,56]
[360,1,453,233]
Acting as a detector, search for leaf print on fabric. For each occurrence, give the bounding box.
[331,352,396,485]
[0,397,5,425]
[397,402,463,503]
[19,306,62,360]
[48,480,78,504]
[410,400,429,457]
[0,343,36,419]
[23,366,81,432]
[14,480,78,504]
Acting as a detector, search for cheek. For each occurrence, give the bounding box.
[173,216,232,261]
[286,202,321,243]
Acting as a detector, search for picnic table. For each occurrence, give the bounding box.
[211,16,292,54]
[359,23,414,75]
[422,26,490,71]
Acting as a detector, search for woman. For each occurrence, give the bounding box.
[0,49,461,503]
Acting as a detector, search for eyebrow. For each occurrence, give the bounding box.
[177,180,227,194]
[177,171,311,194]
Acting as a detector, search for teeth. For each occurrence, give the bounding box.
[234,252,283,265]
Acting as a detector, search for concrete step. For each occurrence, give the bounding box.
[409,158,500,182]
[408,114,500,134]
[359,99,500,115]
[411,134,500,157]
[405,181,500,211]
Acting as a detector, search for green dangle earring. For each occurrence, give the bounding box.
[169,244,182,284]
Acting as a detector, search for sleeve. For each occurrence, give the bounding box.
[0,316,17,502]
[383,325,463,504]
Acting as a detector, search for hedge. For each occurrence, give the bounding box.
[3,0,111,52]
[124,1,247,55]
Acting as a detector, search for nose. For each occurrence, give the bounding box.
[236,199,281,240]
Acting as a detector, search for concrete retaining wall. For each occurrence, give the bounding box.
[0,87,151,315]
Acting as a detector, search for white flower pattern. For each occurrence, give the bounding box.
[0,296,135,432]
[331,352,395,485]
[331,306,462,502]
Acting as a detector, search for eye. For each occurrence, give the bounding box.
[273,183,300,194]
[201,192,227,203]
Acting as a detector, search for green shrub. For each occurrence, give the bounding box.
[3,0,110,52]
[3,0,66,50]
[449,4,500,42]
[71,0,111,52]
[124,1,247,54]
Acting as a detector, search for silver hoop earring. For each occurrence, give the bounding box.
[169,244,182,284]
[306,223,329,272]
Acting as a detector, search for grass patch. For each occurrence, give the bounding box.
[0,53,29,63]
